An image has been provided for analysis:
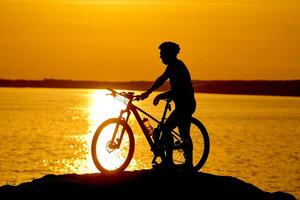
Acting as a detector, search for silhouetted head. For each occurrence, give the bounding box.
[159,41,180,64]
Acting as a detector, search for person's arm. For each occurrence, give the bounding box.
[140,68,169,99]
[153,89,172,105]
[147,70,169,93]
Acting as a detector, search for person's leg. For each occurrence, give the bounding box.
[178,114,193,168]
[161,110,178,166]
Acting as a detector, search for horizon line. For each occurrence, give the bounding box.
[1,78,300,82]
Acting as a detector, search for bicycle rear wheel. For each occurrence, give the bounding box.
[172,117,210,171]
[91,118,135,174]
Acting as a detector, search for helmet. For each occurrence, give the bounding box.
[159,41,180,55]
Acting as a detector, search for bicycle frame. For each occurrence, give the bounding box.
[111,98,163,149]
[109,92,181,160]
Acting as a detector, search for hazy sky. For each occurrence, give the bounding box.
[0,0,299,81]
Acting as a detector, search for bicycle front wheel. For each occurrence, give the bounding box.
[172,117,210,171]
[91,118,135,174]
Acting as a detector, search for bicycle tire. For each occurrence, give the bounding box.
[172,117,210,171]
[92,118,135,174]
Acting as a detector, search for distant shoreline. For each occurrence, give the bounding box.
[0,79,300,97]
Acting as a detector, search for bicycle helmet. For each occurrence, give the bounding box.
[159,41,180,55]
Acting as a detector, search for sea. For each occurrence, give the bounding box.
[0,87,299,198]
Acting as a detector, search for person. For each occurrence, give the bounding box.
[139,41,196,169]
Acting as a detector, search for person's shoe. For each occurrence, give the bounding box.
[152,161,175,171]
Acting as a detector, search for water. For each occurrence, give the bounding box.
[0,87,299,198]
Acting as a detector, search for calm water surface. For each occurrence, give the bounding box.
[0,88,299,198]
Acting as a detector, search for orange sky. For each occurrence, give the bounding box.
[0,0,299,81]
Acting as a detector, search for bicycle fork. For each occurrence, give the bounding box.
[109,109,131,149]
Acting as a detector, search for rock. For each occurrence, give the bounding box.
[0,169,296,200]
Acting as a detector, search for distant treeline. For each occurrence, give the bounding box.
[0,79,299,96]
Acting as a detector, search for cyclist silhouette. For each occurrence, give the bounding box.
[140,41,196,169]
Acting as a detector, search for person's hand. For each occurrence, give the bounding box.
[153,94,162,106]
[140,91,150,100]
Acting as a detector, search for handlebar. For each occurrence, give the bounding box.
[106,88,140,101]
[106,88,172,108]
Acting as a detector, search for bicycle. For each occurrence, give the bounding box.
[91,88,210,174]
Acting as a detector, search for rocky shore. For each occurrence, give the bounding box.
[0,170,296,200]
